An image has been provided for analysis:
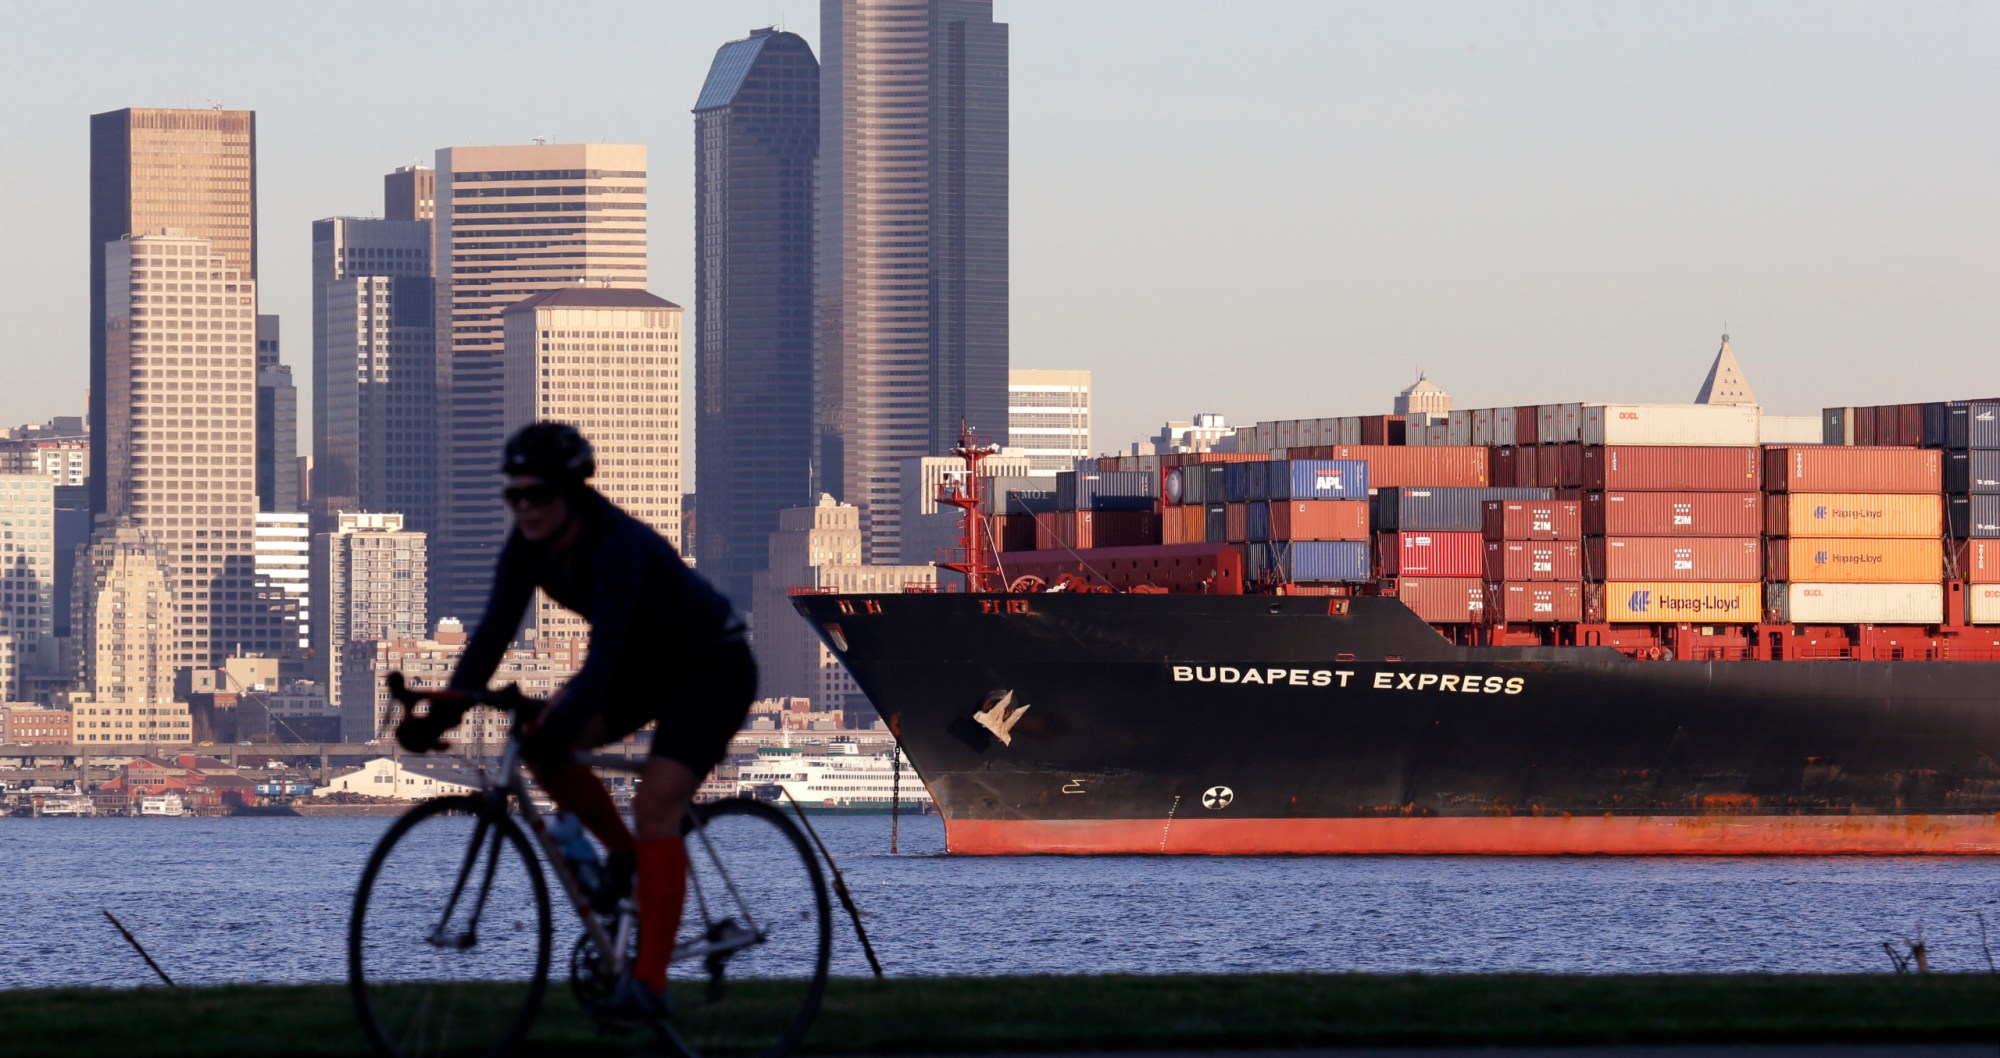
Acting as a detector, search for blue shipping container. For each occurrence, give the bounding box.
[1224,463,1251,502]
[1058,470,1154,511]
[1951,494,2000,538]
[1271,459,1369,501]
[1246,501,1271,543]
[1245,461,1270,502]
[1946,450,2000,494]
[1204,503,1227,543]
[1943,402,2000,451]
[1274,540,1371,582]
[1372,487,1553,532]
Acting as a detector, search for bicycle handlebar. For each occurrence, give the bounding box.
[383,671,539,753]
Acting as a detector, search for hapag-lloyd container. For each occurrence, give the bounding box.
[1582,446,1763,491]
[1763,493,1944,539]
[1589,537,1762,582]
[1770,582,1945,624]
[1603,582,1761,623]
[1483,540,1584,582]
[1377,531,1484,577]
[1763,446,1941,494]
[1296,447,1488,488]
[1950,495,2000,539]
[1481,499,1583,540]
[1579,404,1761,446]
[1271,540,1370,583]
[1583,491,1762,537]
[1374,487,1553,532]
[1494,582,1583,623]
[1268,500,1370,541]
[1957,540,2000,582]
[1968,583,2000,624]
[1946,450,2000,494]
[1395,577,1486,623]
[1268,459,1370,501]
[1767,538,1943,583]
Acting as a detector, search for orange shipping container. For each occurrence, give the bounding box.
[1960,540,2000,584]
[1763,493,1943,539]
[1395,578,1487,623]
[1483,540,1584,582]
[1304,446,1489,488]
[1481,500,1583,540]
[1494,582,1583,623]
[1762,446,1942,494]
[1583,491,1762,537]
[1268,500,1369,541]
[1161,504,1206,545]
[1588,537,1762,582]
[1225,502,1249,544]
[1767,537,1943,583]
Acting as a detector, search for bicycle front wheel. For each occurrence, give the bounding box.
[660,798,832,1058]
[349,794,553,1058]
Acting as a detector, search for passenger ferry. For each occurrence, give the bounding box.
[738,741,934,813]
[139,794,188,817]
[38,796,97,817]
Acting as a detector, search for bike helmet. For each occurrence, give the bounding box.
[501,422,596,485]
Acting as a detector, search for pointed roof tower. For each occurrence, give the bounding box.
[1694,331,1757,406]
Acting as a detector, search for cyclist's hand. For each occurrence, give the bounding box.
[395,713,448,754]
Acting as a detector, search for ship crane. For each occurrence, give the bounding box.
[936,422,1003,593]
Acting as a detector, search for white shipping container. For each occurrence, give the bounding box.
[1493,407,1518,445]
[1295,419,1320,447]
[1580,404,1760,446]
[1969,584,2000,624]
[1234,427,1264,454]
[1337,417,1362,445]
[1769,582,1944,624]
[1471,408,1494,447]
[1404,422,1427,447]
[1257,423,1277,452]
[1317,418,1340,446]
[1757,415,1822,445]
[1559,403,1585,443]
[1536,404,1561,444]
[1275,420,1299,449]
[1425,423,1450,447]
[1447,410,1472,447]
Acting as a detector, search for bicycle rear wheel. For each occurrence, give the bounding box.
[658,798,832,1058]
[349,794,552,1058]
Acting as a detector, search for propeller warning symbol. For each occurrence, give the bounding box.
[1201,786,1234,810]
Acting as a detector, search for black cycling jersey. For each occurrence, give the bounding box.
[448,487,742,711]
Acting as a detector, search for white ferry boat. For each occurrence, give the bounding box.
[140,794,188,817]
[738,740,934,813]
[38,796,97,817]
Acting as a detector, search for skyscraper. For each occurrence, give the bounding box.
[311,512,427,715]
[432,144,648,622]
[1008,369,1091,473]
[71,522,176,708]
[693,28,820,610]
[0,474,55,702]
[384,165,436,222]
[89,107,257,518]
[819,0,1009,561]
[255,314,299,513]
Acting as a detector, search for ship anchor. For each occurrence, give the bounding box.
[973,690,1030,746]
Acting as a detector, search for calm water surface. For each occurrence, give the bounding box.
[6,813,2000,988]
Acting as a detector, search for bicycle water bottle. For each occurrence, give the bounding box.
[546,812,602,898]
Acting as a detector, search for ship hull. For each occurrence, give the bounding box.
[793,592,2000,855]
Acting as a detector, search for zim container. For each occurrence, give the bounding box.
[1766,537,1943,583]
[1582,445,1763,491]
[1769,582,1944,625]
[1494,581,1584,623]
[1394,577,1487,623]
[1269,500,1370,542]
[1582,491,1761,537]
[1763,446,1941,494]
[1601,582,1761,623]
[1589,537,1762,582]
[1374,487,1553,532]
[1763,493,1944,539]
[1950,494,2000,539]
[1377,531,1484,577]
[1481,499,1583,540]
[1482,540,1584,582]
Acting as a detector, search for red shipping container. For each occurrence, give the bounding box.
[1225,502,1249,543]
[1358,415,1405,446]
[1960,540,2000,584]
[1482,499,1583,540]
[1896,404,1924,447]
[1535,445,1561,490]
[1269,500,1370,541]
[1318,446,1490,487]
[1377,531,1484,576]
[1035,511,1160,551]
[1515,406,1540,445]
[1395,577,1487,623]
[1483,540,1584,581]
[1873,405,1899,448]
[1581,445,1763,491]
[1763,446,1942,494]
[1495,581,1583,623]
[1489,446,1520,487]
[1852,407,1876,446]
[1588,536,1762,581]
[1583,491,1762,537]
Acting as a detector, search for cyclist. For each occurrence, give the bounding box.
[396,421,754,1022]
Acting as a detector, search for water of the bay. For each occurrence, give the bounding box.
[6,813,2000,989]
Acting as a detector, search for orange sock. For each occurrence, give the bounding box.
[634,836,687,993]
[532,763,636,854]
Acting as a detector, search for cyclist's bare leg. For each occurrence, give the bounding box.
[632,755,698,994]
[525,713,635,853]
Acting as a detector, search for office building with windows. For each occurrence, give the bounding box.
[1007,369,1090,473]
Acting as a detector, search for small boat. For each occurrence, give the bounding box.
[38,796,97,817]
[139,794,188,817]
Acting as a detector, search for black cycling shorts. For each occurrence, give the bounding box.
[527,637,758,776]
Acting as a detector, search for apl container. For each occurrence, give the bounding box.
[1378,532,1484,577]
[1580,404,1761,446]
[1268,459,1370,501]
[1763,494,1944,539]
[1763,446,1941,494]
[1374,487,1553,532]
[1590,537,1762,582]
[1482,540,1584,582]
[1395,578,1487,623]
[1481,499,1583,540]
[1767,538,1943,583]
[1582,491,1761,537]
[1602,582,1761,623]
[1272,540,1371,583]
[1949,495,2000,539]
[1494,582,1584,623]
[1770,583,1944,624]
[1582,446,1763,491]
[1268,500,1370,542]
[1945,450,2000,494]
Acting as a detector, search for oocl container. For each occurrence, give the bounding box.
[1481,499,1583,540]
[1272,540,1371,583]
[1946,450,2000,494]
[1582,446,1763,491]
[1590,537,1762,582]
[1949,495,2000,539]
[1763,446,1941,494]
[1580,404,1761,446]
[1770,583,1944,624]
[1968,584,2000,624]
[1762,494,1944,539]
[1378,531,1484,577]
[1482,540,1584,582]
[1603,582,1761,623]
[1375,487,1553,532]
[1582,491,1761,537]
[1268,500,1370,541]
[1767,538,1943,583]
[1495,582,1583,623]
[1395,578,1487,623]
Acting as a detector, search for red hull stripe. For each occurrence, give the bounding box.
[946,815,2000,856]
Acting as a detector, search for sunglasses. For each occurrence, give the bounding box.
[503,483,561,507]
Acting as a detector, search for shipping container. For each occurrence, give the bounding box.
[1471,408,1494,447]
[1483,540,1584,582]
[1580,404,1761,447]
[1377,531,1485,577]
[1269,500,1370,541]
[1958,539,2000,582]
[1358,415,1405,446]
[980,486,1058,516]
[1896,404,1925,447]
[1233,427,1264,455]
[1297,448,1489,489]
[1873,406,1900,447]
[1447,411,1473,447]
[1394,578,1487,623]
[1275,420,1299,450]
[1757,415,1824,445]
[1481,499,1584,540]
[1494,582,1584,623]
[1822,407,1851,446]
[1245,501,1270,543]
[1424,423,1450,447]
[1374,487,1554,532]
[1582,445,1763,491]
[1489,446,1521,487]
[1968,583,2000,624]
[1161,504,1206,545]
[1582,491,1762,537]
[1204,503,1227,544]
[1493,407,1518,447]
[1767,537,1943,583]
[1946,402,2000,450]
[1763,493,1944,539]
[1536,404,1560,444]
[1035,510,1159,551]
[1224,502,1249,544]
[1272,540,1371,583]
[1853,408,1876,446]
[1770,582,1944,625]
[1590,537,1762,582]
[1514,406,1540,445]
[1946,450,2000,494]
[1536,445,1562,489]
[1266,458,1369,501]
[1056,470,1155,511]
[1602,582,1761,624]
[1764,446,1942,494]
[1950,494,2000,539]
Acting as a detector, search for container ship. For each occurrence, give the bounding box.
[791,399,2000,855]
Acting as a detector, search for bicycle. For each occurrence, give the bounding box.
[348,673,833,1058]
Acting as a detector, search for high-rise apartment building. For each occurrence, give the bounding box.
[90,107,257,518]
[693,27,820,612]
[500,289,682,641]
[819,0,1009,561]
[252,511,310,655]
[310,217,435,536]
[432,144,648,623]
[384,165,436,222]
[1007,370,1091,473]
[256,314,299,513]
[71,522,176,707]
[102,231,261,671]
[311,512,427,713]
[0,475,55,701]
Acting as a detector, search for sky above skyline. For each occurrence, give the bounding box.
[2,1,1997,467]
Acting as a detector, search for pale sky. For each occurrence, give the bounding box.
[1,1,1996,465]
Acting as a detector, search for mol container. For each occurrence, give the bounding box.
[1946,450,2000,494]
[1769,583,1945,624]
[1603,582,1762,623]
[1582,491,1761,537]
[1482,540,1584,582]
[1269,500,1370,541]
[1494,582,1583,623]
[1939,401,2000,450]
[1764,447,1942,494]
[1949,495,2000,539]
[1582,446,1763,491]
[1300,446,1487,488]
[1374,487,1552,532]
[1267,459,1369,501]
[1767,538,1943,583]
[1271,540,1370,583]
[1763,494,1944,539]
[1968,584,2000,624]
[1481,499,1583,540]
[1056,470,1155,512]
[1377,532,1483,577]
[1580,404,1761,447]
[1590,537,1762,582]
[1395,578,1486,623]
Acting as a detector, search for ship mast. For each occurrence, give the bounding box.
[937,421,1001,593]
